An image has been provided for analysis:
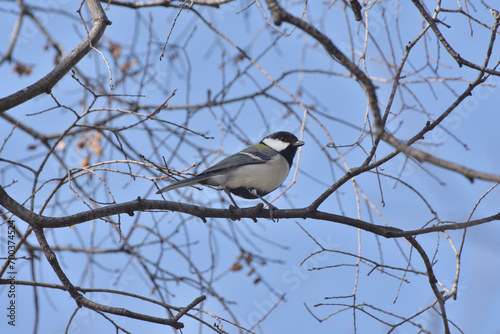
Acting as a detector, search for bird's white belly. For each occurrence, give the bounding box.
[222,155,289,193]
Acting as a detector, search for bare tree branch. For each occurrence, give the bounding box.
[0,0,111,113]
[1,1,499,332]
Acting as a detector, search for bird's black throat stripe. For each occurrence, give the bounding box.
[279,145,299,167]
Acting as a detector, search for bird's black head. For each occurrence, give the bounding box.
[261,131,305,167]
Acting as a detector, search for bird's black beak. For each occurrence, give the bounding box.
[294,140,305,147]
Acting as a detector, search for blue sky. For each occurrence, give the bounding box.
[1,1,500,333]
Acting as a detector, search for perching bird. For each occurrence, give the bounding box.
[156,131,304,216]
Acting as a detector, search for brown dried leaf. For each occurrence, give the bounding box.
[13,63,33,76]
[91,132,103,156]
[76,137,85,151]
[80,156,90,167]
[234,53,245,63]
[93,145,102,156]
[121,59,138,73]
[109,41,122,59]
[231,262,243,272]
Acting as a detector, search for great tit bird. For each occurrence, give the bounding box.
[156,131,304,216]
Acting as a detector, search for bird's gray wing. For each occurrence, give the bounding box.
[200,144,273,174]
[156,144,274,194]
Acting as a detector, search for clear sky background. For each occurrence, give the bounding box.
[1,1,500,334]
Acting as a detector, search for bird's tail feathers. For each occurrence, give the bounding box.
[156,174,212,194]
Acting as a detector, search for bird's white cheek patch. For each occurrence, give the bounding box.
[262,137,290,152]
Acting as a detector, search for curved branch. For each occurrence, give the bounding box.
[99,0,232,9]
[3,183,491,333]
[28,219,204,329]
[263,0,500,192]
[1,185,498,237]
[0,0,111,113]
[410,0,500,76]
[405,236,450,334]
[0,0,26,64]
